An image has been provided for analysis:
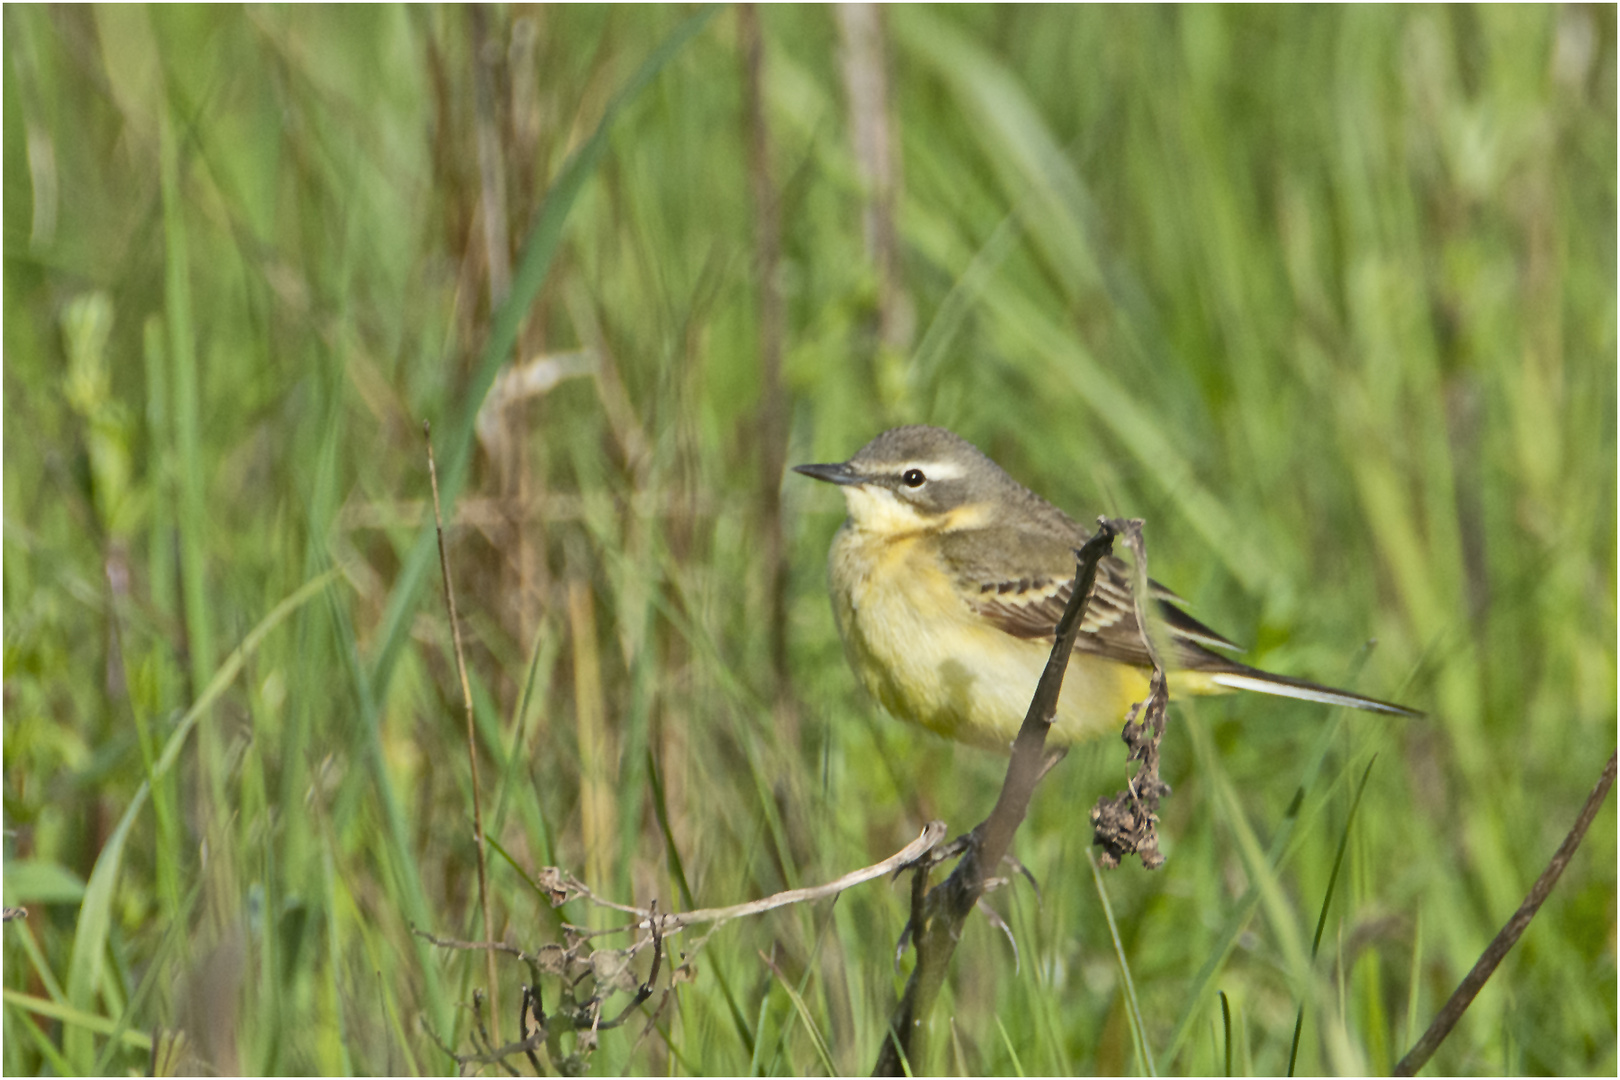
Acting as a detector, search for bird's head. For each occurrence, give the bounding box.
[793,426,1012,536]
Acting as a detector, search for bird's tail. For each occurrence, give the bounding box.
[1205,666,1422,717]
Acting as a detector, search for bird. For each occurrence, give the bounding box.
[794,425,1419,750]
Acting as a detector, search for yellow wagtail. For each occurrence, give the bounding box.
[795,426,1419,750]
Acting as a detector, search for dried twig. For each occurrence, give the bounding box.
[518,984,546,1075]
[470,988,518,1076]
[564,821,946,939]
[425,420,500,1039]
[421,821,947,1072]
[1090,518,1172,870]
[412,928,535,963]
[1392,750,1616,1076]
[429,927,661,1073]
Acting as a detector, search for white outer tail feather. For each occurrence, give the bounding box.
[1208,671,1418,717]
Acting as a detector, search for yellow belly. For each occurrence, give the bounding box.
[828,523,1159,750]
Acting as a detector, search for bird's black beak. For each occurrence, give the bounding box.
[792,461,863,486]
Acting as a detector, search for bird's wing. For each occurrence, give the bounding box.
[941,520,1423,716]
[967,553,1241,668]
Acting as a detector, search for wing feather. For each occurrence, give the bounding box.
[967,554,1241,667]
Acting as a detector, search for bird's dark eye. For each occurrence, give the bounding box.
[902,468,926,488]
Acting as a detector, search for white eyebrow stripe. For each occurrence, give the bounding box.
[907,460,966,482]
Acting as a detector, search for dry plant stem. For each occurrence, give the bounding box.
[467,6,538,649]
[429,843,912,1059]
[836,3,909,354]
[1090,517,1172,870]
[577,821,947,939]
[739,2,791,701]
[469,4,511,306]
[415,821,946,965]
[470,989,516,1077]
[872,523,1118,1077]
[415,928,532,961]
[519,985,547,1075]
[434,901,666,1069]
[424,420,500,1040]
[1392,749,1617,1077]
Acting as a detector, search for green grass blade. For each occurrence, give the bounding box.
[150,570,339,779]
[993,1013,1027,1078]
[5,1004,76,1075]
[1288,754,1378,1076]
[761,950,836,1075]
[1220,990,1233,1077]
[1312,756,1378,958]
[56,570,332,1070]
[320,577,450,1039]
[1088,849,1157,1077]
[157,74,213,707]
[1161,709,1351,1065]
[60,785,148,1070]
[9,908,68,1005]
[91,880,201,1075]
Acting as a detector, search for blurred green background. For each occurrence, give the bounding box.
[4,5,1614,1075]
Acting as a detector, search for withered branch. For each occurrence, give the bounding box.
[1090,518,1173,870]
[1393,750,1616,1076]
[422,821,947,1073]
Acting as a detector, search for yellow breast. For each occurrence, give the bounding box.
[827,522,1152,749]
